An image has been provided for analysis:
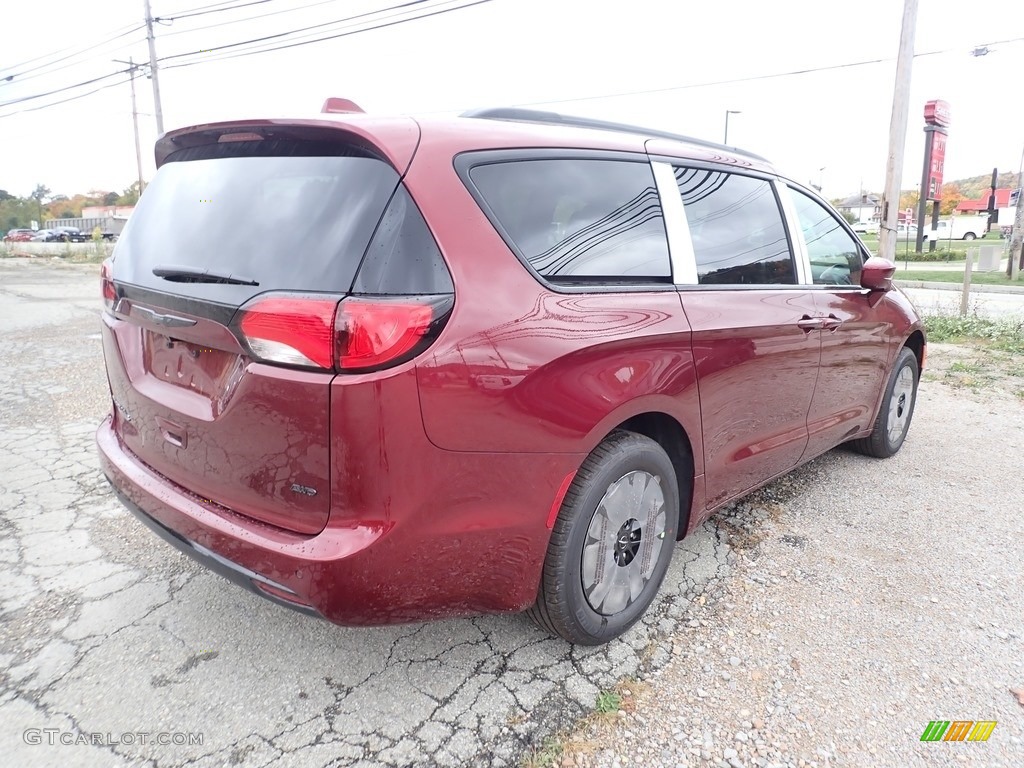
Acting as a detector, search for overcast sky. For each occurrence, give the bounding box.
[2,0,1023,201]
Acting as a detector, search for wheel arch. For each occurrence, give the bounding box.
[902,329,926,374]
[598,411,696,541]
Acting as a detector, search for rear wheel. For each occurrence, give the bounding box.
[963,232,977,241]
[527,431,680,645]
[851,347,919,458]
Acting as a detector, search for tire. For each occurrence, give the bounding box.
[851,347,919,458]
[527,431,680,645]
[963,232,977,241]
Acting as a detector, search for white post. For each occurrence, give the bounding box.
[961,248,974,316]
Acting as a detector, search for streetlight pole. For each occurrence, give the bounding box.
[724,110,741,145]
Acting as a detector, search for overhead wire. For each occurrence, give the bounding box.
[156,0,275,22]
[160,0,494,69]
[1,25,145,84]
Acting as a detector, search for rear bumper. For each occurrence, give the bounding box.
[108,478,319,618]
[97,414,579,625]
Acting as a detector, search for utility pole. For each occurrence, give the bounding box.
[114,58,146,195]
[1010,186,1023,281]
[1008,145,1023,280]
[878,0,918,262]
[143,0,164,135]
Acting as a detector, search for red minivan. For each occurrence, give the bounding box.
[97,103,924,644]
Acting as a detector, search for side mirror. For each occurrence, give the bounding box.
[860,256,896,291]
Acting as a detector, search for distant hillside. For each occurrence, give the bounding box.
[946,171,1019,200]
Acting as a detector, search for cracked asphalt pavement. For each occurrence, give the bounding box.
[0,259,741,768]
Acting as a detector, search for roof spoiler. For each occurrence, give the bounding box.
[322,98,364,114]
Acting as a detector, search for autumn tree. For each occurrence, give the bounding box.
[939,182,964,216]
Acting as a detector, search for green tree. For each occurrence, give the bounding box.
[30,184,51,225]
[116,181,141,206]
[103,191,119,206]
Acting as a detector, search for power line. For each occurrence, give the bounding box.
[158,0,434,63]
[0,78,128,118]
[162,0,493,69]
[0,0,490,119]
[158,0,348,39]
[0,25,145,85]
[490,37,1024,111]
[0,68,131,109]
[157,0,274,22]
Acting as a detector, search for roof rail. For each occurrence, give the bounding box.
[460,107,769,163]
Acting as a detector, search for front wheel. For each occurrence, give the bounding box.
[527,431,680,645]
[851,347,919,458]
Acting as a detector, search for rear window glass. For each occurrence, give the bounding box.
[112,150,399,304]
[469,159,670,283]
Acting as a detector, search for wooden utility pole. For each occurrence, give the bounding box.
[114,58,146,195]
[143,0,164,135]
[1009,186,1023,280]
[878,0,919,262]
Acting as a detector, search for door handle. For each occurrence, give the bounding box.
[797,315,824,332]
[821,314,844,331]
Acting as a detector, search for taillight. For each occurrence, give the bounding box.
[100,258,116,311]
[335,295,453,372]
[236,296,339,370]
[233,293,453,372]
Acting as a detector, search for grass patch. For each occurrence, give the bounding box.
[922,313,1024,353]
[594,690,622,714]
[898,270,1021,286]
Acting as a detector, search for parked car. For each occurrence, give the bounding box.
[32,229,61,242]
[851,220,880,235]
[3,228,35,242]
[49,225,88,242]
[97,103,925,645]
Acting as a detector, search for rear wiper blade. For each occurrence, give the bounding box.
[152,265,259,286]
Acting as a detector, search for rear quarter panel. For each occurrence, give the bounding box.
[404,130,703,471]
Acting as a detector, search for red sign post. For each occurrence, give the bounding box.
[916,100,951,252]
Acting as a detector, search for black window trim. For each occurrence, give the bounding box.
[454,148,677,295]
[659,160,801,290]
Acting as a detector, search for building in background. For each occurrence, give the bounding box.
[82,205,135,219]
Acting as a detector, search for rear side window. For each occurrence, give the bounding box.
[112,145,399,305]
[353,186,453,295]
[674,168,795,285]
[468,159,671,283]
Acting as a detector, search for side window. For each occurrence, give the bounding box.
[468,159,671,283]
[789,188,865,286]
[674,167,795,285]
[353,185,454,295]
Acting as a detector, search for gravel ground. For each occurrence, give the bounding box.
[2,259,1021,768]
[556,347,1024,768]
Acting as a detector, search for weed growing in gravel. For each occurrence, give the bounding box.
[922,313,1024,353]
[522,736,564,768]
[594,690,622,714]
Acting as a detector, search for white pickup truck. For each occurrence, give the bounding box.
[922,217,988,241]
